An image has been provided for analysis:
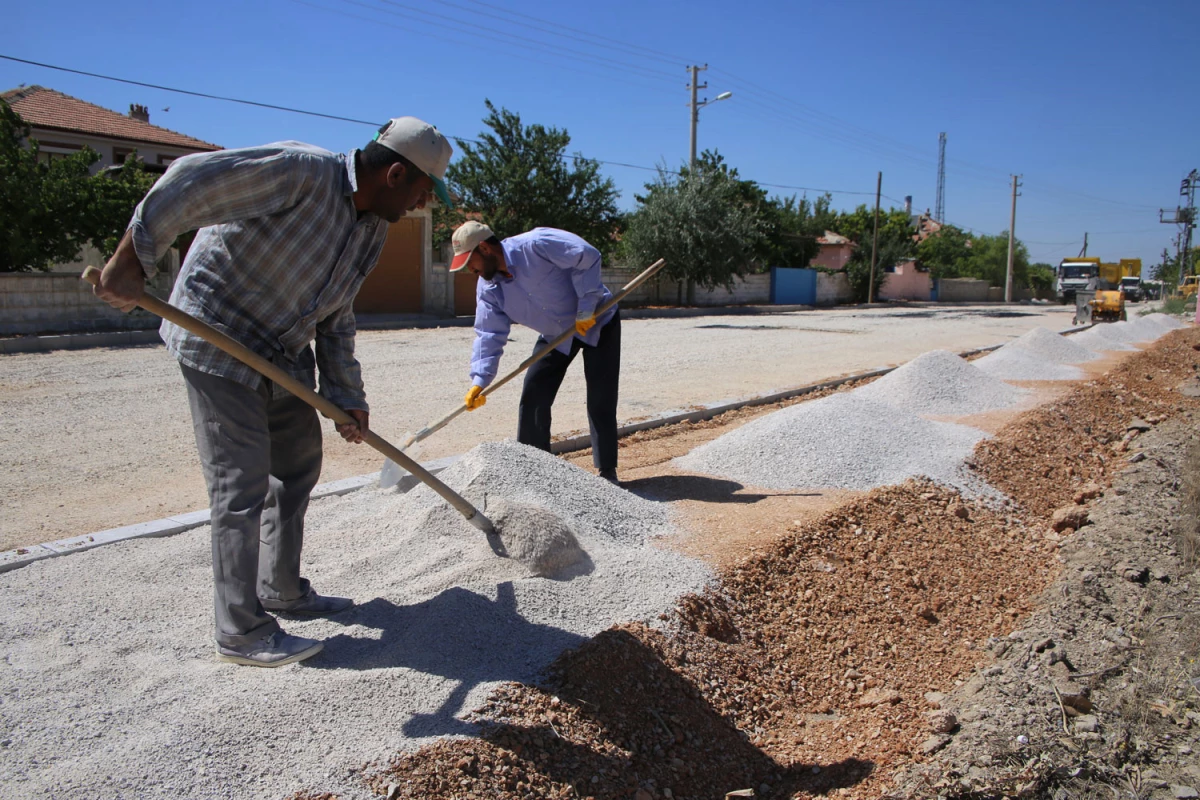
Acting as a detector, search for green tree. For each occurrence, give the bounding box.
[0,99,160,272]
[915,224,973,280]
[621,151,769,291]
[435,100,620,258]
[1027,262,1056,294]
[761,192,837,269]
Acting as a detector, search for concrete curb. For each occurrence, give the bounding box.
[0,329,161,355]
[0,323,1092,574]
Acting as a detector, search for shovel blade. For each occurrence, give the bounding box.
[378,435,421,489]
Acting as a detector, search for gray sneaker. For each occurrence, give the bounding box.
[215,631,323,668]
[265,590,353,617]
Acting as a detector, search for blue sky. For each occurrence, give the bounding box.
[5,0,1196,267]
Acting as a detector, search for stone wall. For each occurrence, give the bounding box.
[599,269,771,307]
[1,251,178,335]
[937,277,991,303]
[816,272,853,305]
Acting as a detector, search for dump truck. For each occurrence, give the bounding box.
[1056,257,1102,304]
[1181,275,1200,298]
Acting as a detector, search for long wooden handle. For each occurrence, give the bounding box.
[81,267,494,533]
[401,257,667,450]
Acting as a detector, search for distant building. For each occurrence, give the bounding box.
[2,85,221,172]
[812,230,855,271]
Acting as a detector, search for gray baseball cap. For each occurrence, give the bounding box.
[373,116,454,207]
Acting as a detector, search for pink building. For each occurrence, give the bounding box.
[812,231,855,270]
[878,258,933,301]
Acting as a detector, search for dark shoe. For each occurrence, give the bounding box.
[216,631,323,668]
[265,590,354,617]
[598,468,619,485]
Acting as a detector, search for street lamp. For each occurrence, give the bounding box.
[688,65,732,170]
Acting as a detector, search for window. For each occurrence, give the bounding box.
[112,147,134,164]
[35,140,83,165]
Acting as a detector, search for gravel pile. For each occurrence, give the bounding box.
[972,347,1085,381]
[0,441,711,800]
[1007,326,1100,363]
[674,392,989,494]
[1070,325,1140,352]
[1096,314,1187,345]
[852,349,1026,415]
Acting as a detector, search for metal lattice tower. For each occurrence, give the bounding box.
[1160,169,1198,279]
[934,132,946,223]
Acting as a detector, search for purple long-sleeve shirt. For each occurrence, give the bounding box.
[469,228,615,388]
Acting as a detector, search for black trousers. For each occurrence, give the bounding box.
[517,310,621,471]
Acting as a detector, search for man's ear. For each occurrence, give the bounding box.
[385,161,407,188]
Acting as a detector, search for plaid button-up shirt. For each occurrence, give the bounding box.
[129,142,388,411]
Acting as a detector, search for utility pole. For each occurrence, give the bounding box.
[934,133,946,223]
[1160,169,1198,292]
[1079,232,1088,258]
[688,64,706,171]
[868,171,882,304]
[1005,174,1022,303]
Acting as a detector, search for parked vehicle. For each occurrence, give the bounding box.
[1056,258,1101,304]
[1120,275,1144,302]
[1180,275,1200,298]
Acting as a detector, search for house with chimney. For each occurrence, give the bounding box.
[2,85,221,172]
[1,86,454,336]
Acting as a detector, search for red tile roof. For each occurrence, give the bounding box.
[2,85,220,151]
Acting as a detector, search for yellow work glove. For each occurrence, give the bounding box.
[464,385,487,411]
[575,314,597,336]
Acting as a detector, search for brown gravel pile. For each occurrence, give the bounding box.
[360,478,1057,800]
[972,327,1200,517]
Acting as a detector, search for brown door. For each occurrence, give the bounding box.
[453,270,478,316]
[354,218,423,314]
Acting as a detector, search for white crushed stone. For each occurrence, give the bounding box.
[1140,312,1187,331]
[973,346,1086,381]
[1005,326,1100,364]
[1097,314,1186,345]
[852,349,1026,415]
[674,392,992,496]
[1070,325,1140,352]
[0,440,711,800]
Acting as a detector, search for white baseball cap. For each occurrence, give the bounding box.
[373,117,454,208]
[449,221,496,272]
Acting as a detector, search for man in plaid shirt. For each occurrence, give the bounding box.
[94,117,453,667]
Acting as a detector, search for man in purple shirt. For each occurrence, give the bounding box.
[450,222,622,483]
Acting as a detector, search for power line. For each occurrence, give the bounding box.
[0,53,882,200]
[0,53,382,126]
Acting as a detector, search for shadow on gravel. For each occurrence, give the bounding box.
[310,582,585,738]
[623,474,822,504]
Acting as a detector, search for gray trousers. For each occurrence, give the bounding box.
[181,364,323,647]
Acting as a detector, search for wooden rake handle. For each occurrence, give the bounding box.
[81,266,494,534]
[401,257,667,450]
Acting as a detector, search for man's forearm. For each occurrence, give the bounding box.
[94,229,147,312]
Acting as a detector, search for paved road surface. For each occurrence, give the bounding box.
[0,303,1078,549]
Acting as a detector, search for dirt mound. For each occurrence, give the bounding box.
[972,328,1200,517]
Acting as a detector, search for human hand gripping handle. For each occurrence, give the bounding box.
[574,313,596,337]
[336,409,369,443]
[464,385,487,411]
[93,230,147,313]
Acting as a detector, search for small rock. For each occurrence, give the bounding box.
[1072,483,1104,504]
[1127,452,1147,464]
[951,503,970,520]
[1016,734,1029,745]
[385,784,400,800]
[1032,637,1055,653]
[1116,562,1149,583]
[921,734,950,755]
[924,691,946,708]
[1051,506,1089,533]
[1172,786,1200,800]
[1073,715,1100,733]
[926,710,958,733]
[844,668,864,680]
[856,688,901,708]
[635,790,653,800]
[1128,417,1152,432]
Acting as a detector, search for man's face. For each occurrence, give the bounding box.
[466,243,504,281]
[379,164,432,223]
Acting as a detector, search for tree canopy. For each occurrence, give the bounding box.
[434,100,621,258]
[620,151,771,290]
[0,99,157,272]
